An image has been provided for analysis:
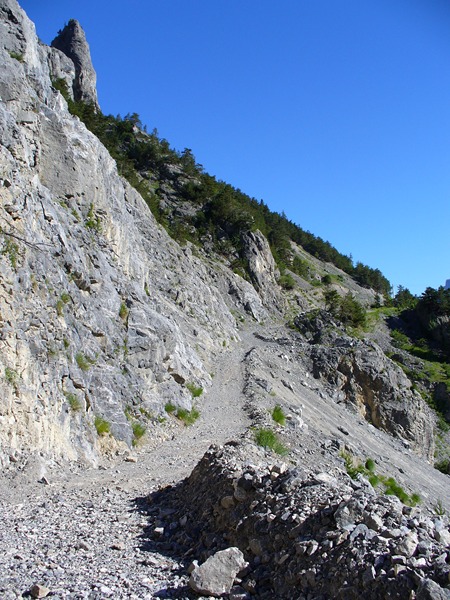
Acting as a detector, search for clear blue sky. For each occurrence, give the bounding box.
[21,0,450,295]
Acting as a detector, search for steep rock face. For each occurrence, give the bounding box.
[51,19,99,109]
[0,0,268,466]
[242,229,285,312]
[295,311,435,460]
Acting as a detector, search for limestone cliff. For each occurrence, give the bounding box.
[0,0,267,466]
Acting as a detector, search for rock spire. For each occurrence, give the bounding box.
[51,19,99,109]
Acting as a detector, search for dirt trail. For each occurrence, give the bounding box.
[0,327,259,503]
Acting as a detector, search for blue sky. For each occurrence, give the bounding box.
[21,0,450,295]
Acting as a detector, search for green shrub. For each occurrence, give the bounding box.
[272,405,286,426]
[1,237,20,270]
[291,256,310,279]
[341,451,420,506]
[435,458,449,475]
[75,352,95,371]
[365,458,376,472]
[4,367,19,388]
[65,392,81,412]
[279,273,295,290]
[119,302,128,320]
[186,383,203,398]
[56,292,70,316]
[85,203,101,232]
[176,407,200,426]
[132,421,146,445]
[8,50,24,62]
[254,428,288,455]
[165,402,176,414]
[94,416,110,435]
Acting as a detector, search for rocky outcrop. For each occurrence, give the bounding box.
[0,0,264,466]
[295,311,435,460]
[146,442,450,599]
[241,230,285,312]
[51,19,98,109]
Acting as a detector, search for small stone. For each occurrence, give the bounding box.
[363,513,383,531]
[189,547,248,596]
[111,542,125,550]
[221,496,235,509]
[234,487,247,502]
[435,528,450,546]
[362,565,375,584]
[395,532,418,557]
[188,560,199,574]
[30,584,50,598]
[125,455,138,463]
[75,541,91,551]
[229,585,250,600]
[249,538,263,556]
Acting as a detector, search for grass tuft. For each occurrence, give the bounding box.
[186,383,203,398]
[132,421,146,445]
[254,427,288,456]
[94,415,111,435]
[75,352,95,371]
[272,405,286,426]
[165,402,176,414]
[65,392,81,412]
[176,407,200,426]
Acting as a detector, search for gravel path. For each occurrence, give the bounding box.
[0,328,258,599]
[1,323,448,599]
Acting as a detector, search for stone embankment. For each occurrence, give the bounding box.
[147,442,450,599]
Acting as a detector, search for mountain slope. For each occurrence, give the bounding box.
[1,2,449,598]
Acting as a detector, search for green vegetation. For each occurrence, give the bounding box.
[71,208,81,222]
[56,292,71,316]
[176,406,200,426]
[4,367,19,390]
[186,383,203,398]
[64,391,81,412]
[94,415,111,435]
[341,451,421,506]
[57,88,391,296]
[272,405,286,426]
[164,402,176,414]
[324,290,367,328]
[291,256,309,278]
[8,50,24,62]
[119,302,128,320]
[433,499,446,516]
[1,236,20,270]
[435,457,449,475]
[75,352,95,371]
[278,273,296,290]
[254,427,288,455]
[132,421,146,445]
[85,203,101,232]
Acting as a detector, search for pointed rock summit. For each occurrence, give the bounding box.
[51,19,99,109]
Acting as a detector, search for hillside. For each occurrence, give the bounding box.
[0,1,449,598]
